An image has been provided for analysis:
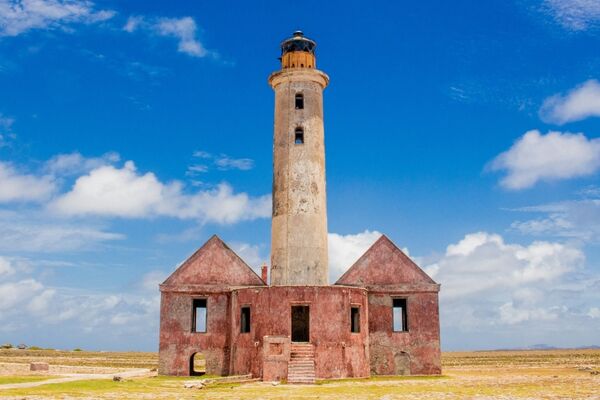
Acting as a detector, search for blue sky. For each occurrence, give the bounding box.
[1,0,600,351]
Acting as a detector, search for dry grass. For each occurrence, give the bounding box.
[0,348,599,399]
[0,349,157,369]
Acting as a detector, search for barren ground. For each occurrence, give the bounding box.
[0,348,598,399]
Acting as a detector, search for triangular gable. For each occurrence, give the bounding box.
[162,235,265,287]
[335,234,436,286]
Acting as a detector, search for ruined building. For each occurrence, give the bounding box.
[159,31,441,383]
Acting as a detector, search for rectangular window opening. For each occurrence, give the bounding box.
[295,129,304,144]
[393,298,408,332]
[240,306,251,333]
[295,93,304,109]
[193,299,207,333]
[351,306,360,333]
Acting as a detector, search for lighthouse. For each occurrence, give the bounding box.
[269,31,329,286]
[158,31,441,381]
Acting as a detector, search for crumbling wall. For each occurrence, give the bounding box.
[158,290,231,376]
[368,291,441,375]
[228,285,370,380]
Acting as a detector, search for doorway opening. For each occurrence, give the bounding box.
[291,305,310,342]
[190,352,206,376]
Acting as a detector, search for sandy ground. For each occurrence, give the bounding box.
[0,349,598,399]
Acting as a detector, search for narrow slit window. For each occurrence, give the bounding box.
[193,299,207,333]
[393,298,408,332]
[240,306,251,333]
[295,93,304,109]
[295,128,304,144]
[351,307,360,333]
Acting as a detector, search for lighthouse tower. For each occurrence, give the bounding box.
[269,31,329,286]
[158,30,441,381]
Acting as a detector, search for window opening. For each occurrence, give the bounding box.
[295,93,304,109]
[351,306,360,333]
[240,306,251,333]
[193,299,207,333]
[295,128,304,144]
[393,298,408,332]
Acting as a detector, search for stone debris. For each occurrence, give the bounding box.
[183,381,204,389]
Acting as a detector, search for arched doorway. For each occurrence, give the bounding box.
[190,352,206,376]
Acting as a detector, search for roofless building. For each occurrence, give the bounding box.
[158,31,441,383]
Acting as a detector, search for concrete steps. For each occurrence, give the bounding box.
[288,343,316,384]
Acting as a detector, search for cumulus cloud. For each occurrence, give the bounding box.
[541,0,600,31]
[50,160,271,223]
[424,232,596,346]
[0,162,56,202]
[123,15,207,58]
[328,230,382,282]
[540,80,600,124]
[0,278,43,310]
[489,130,600,190]
[0,0,115,37]
[0,258,161,349]
[45,151,119,176]
[428,232,584,300]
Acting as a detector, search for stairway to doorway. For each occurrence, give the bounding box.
[288,343,316,384]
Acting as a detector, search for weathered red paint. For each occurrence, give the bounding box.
[158,234,441,379]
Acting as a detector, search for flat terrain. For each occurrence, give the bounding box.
[0,348,599,399]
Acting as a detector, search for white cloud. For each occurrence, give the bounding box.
[139,270,167,292]
[0,113,15,147]
[0,113,14,131]
[489,130,600,189]
[431,232,600,349]
[0,278,43,310]
[156,17,205,57]
[511,190,600,242]
[0,216,123,252]
[186,164,208,175]
[430,232,584,300]
[328,230,382,282]
[187,151,255,173]
[123,15,207,58]
[0,0,115,37]
[230,242,264,270]
[542,0,600,31]
[0,162,56,202]
[0,256,15,276]
[587,307,600,318]
[214,155,254,171]
[499,301,560,325]
[540,80,600,124]
[122,15,141,33]
[27,288,55,313]
[45,151,119,176]
[193,150,211,159]
[50,160,271,224]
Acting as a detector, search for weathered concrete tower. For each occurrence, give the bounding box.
[269,31,329,286]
